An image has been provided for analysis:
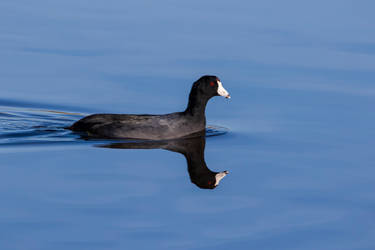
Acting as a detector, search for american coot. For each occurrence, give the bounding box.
[68,75,230,140]
[99,135,229,189]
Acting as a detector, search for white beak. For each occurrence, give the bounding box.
[217,81,231,99]
[214,170,229,186]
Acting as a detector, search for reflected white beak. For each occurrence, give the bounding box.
[217,81,231,98]
[214,170,229,186]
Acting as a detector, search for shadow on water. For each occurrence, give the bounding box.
[98,135,229,189]
[0,104,229,189]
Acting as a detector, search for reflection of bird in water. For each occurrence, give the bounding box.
[98,134,228,189]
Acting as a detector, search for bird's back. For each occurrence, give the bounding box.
[69,112,204,140]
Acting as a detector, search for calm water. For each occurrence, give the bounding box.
[1,1,375,249]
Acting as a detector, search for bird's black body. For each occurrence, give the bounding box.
[68,75,229,140]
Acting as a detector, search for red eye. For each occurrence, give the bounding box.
[210,82,215,87]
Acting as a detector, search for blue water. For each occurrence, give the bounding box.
[1,1,375,249]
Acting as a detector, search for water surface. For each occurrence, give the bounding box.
[1,0,375,249]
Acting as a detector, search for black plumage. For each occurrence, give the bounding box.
[68,75,230,140]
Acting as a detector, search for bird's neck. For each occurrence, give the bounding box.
[184,91,210,118]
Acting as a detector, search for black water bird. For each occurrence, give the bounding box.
[68,75,230,140]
